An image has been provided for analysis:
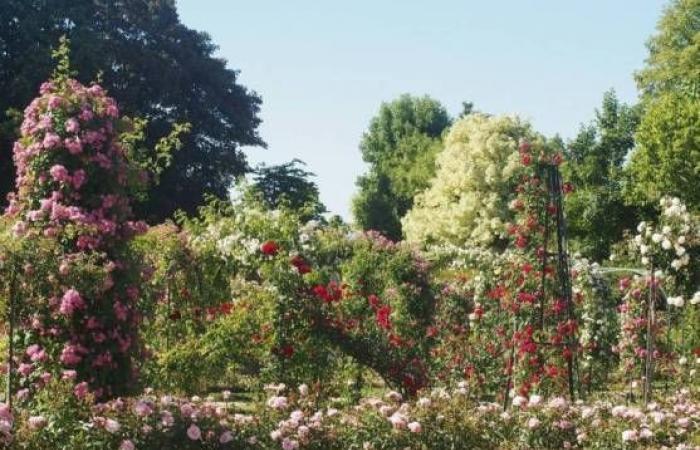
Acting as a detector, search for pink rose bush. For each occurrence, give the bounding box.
[4,76,148,400]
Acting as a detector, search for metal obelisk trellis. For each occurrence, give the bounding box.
[503,163,579,408]
[538,163,579,402]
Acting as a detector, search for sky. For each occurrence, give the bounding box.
[176,0,668,220]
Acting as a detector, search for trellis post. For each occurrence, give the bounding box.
[643,263,656,406]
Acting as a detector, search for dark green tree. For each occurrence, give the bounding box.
[352,94,452,240]
[564,90,642,260]
[251,159,326,220]
[0,0,263,221]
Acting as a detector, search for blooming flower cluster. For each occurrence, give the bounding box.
[4,77,147,399]
[403,114,533,246]
[634,197,696,273]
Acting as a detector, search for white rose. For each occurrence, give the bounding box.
[691,292,700,306]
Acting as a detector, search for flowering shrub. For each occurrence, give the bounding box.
[612,197,700,394]
[133,191,437,396]
[571,258,618,390]
[3,75,153,400]
[2,376,697,449]
[402,114,538,247]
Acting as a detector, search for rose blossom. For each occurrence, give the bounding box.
[28,416,47,430]
[219,431,234,444]
[119,440,135,450]
[105,418,121,433]
[187,424,201,440]
[408,421,422,433]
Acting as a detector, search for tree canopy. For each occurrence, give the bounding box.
[626,0,700,211]
[563,90,642,260]
[0,0,263,221]
[251,159,326,221]
[635,0,700,99]
[351,94,451,240]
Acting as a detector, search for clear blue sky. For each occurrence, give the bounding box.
[176,0,667,219]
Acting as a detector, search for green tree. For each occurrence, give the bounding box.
[635,0,700,99]
[625,92,700,209]
[0,0,263,221]
[625,0,700,211]
[352,94,451,240]
[563,90,642,260]
[251,159,326,221]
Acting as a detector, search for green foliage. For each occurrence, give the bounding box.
[352,94,452,240]
[563,90,642,260]
[635,0,700,99]
[625,92,700,210]
[251,159,326,221]
[627,0,700,212]
[402,114,536,247]
[0,1,263,221]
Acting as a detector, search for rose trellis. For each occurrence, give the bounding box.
[501,140,581,405]
[608,196,699,405]
[2,70,150,401]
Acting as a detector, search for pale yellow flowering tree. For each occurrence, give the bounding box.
[402,114,539,246]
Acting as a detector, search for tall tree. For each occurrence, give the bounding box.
[563,90,642,260]
[626,0,700,210]
[635,0,700,100]
[0,0,263,221]
[352,94,451,240]
[403,114,536,247]
[251,159,326,221]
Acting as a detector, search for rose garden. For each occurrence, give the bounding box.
[0,2,699,449]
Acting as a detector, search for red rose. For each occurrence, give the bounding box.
[260,240,279,256]
[290,255,312,274]
[376,305,392,330]
[279,344,294,358]
[313,285,330,302]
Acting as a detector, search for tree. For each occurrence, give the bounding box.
[0,0,263,221]
[351,94,451,240]
[402,114,537,247]
[563,90,642,260]
[635,0,700,99]
[251,159,326,221]
[626,0,700,211]
[625,92,700,209]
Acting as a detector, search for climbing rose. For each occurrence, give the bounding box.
[187,424,202,440]
[260,240,279,256]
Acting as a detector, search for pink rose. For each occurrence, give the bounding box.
[43,132,61,149]
[187,424,201,440]
[119,440,135,450]
[73,381,89,399]
[65,118,80,133]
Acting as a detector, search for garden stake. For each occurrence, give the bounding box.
[643,264,656,406]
